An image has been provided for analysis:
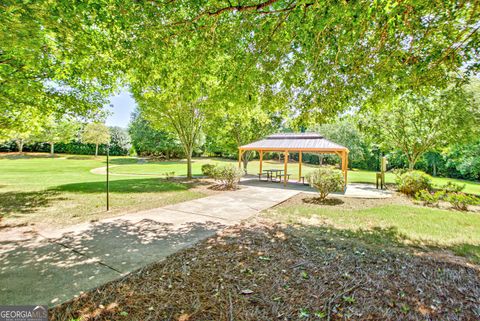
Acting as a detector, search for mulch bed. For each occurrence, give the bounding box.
[50,223,480,321]
[279,192,414,211]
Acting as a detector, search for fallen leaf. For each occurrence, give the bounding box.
[241,289,254,295]
[178,313,190,321]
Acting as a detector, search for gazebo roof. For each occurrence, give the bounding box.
[239,132,348,152]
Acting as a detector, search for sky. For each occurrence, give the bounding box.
[105,90,137,128]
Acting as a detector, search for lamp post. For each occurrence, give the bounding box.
[106,144,110,211]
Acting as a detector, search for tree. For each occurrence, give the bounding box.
[36,118,79,156]
[109,126,131,155]
[128,109,182,158]
[0,2,121,134]
[314,119,370,170]
[131,32,222,179]
[361,87,479,170]
[3,1,478,133]
[1,108,44,152]
[208,104,282,172]
[82,123,111,157]
[121,0,479,124]
[9,130,33,153]
[134,91,208,178]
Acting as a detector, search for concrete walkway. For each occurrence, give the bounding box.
[241,177,394,199]
[0,185,299,306]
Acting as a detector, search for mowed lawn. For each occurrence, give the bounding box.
[0,154,206,227]
[111,158,480,195]
[265,196,480,264]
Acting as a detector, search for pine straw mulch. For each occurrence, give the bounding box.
[50,223,480,321]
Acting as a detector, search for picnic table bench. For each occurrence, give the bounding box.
[276,173,291,182]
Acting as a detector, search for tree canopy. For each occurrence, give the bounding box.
[2,0,479,129]
[82,122,111,157]
[360,86,480,169]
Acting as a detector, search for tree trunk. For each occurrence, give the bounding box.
[433,162,437,176]
[186,150,192,179]
[16,139,24,153]
[407,155,417,171]
[50,143,54,157]
[242,151,250,174]
[95,143,99,157]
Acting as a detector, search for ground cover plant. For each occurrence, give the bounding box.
[50,223,480,320]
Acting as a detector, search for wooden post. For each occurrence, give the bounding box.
[284,150,289,186]
[238,149,242,168]
[343,151,349,191]
[259,150,263,174]
[380,156,387,189]
[298,152,302,182]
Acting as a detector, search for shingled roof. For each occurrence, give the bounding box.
[239,133,348,152]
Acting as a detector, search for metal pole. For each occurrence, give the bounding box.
[106,144,110,211]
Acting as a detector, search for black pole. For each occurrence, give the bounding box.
[106,145,110,211]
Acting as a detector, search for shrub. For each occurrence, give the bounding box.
[440,181,466,193]
[444,192,479,211]
[201,164,217,177]
[306,167,344,201]
[415,189,445,207]
[212,165,243,189]
[164,171,175,179]
[395,170,432,196]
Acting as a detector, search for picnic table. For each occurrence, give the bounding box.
[259,169,283,181]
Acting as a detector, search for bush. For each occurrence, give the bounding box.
[395,170,432,196]
[415,189,445,207]
[201,164,217,177]
[212,165,243,189]
[164,171,175,180]
[306,167,344,201]
[444,192,479,211]
[440,181,466,193]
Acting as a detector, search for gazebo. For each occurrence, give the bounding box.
[238,133,349,187]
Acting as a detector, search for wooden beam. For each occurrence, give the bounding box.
[238,149,243,168]
[298,152,302,182]
[259,150,263,174]
[284,150,289,186]
[342,151,348,190]
[239,147,349,153]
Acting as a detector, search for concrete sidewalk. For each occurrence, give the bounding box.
[0,185,299,306]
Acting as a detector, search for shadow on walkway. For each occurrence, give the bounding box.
[0,219,224,306]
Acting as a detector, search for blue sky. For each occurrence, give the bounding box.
[105,90,137,128]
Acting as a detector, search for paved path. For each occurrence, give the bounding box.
[241,178,394,199]
[0,185,299,306]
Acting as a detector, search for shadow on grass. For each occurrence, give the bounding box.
[299,224,480,265]
[0,153,54,160]
[103,158,140,165]
[0,190,64,216]
[53,178,191,194]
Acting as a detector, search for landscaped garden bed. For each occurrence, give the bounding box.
[50,222,480,320]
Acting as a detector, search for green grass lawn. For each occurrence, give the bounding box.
[0,154,206,226]
[110,158,480,195]
[265,200,480,263]
[1,153,478,227]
